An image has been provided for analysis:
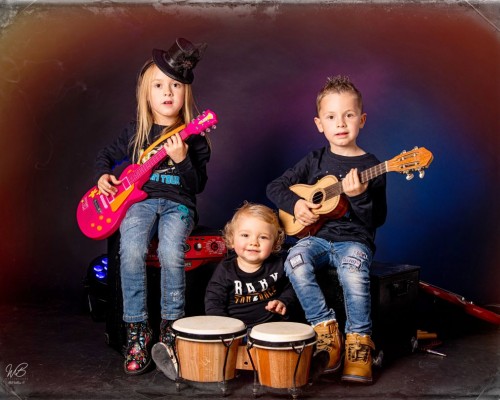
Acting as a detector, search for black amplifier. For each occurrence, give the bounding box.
[370,262,420,362]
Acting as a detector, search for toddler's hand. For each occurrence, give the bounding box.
[265,300,287,316]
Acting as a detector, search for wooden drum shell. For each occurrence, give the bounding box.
[172,316,246,383]
[248,322,316,389]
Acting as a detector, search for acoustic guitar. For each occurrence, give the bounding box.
[76,110,218,240]
[279,146,434,237]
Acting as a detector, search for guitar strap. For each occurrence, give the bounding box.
[139,123,186,164]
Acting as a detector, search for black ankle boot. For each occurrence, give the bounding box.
[124,321,153,375]
[152,319,178,381]
[159,319,175,345]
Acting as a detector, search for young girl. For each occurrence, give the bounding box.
[95,38,210,375]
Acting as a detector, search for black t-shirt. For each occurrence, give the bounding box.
[266,147,387,252]
[95,121,211,219]
[204,252,297,328]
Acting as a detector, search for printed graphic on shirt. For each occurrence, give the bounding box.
[233,273,279,304]
[140,146,181,186]
[150,162,180,185]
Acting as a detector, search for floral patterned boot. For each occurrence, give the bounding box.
[124,321,153,375]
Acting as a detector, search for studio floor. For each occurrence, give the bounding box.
[0,298,499,400]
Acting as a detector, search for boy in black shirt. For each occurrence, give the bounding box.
[267,76,387,383]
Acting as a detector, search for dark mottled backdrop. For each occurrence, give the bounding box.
[0,2,498,307]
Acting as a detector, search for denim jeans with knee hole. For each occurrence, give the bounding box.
[119,198,194,323]
[284,237,373,335]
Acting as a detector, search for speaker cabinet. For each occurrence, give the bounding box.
[318,261,420,364]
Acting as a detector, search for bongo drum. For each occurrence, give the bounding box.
[248,322,316,391]
[172,316,246,384]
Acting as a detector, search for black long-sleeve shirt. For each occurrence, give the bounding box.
[266,147,387,252]
[204,252,297,328]
[95,122,210,219]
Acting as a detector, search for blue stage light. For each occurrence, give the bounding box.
[90,256,108,281]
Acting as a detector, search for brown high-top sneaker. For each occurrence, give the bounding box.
[342,333,375,383]
[313,320,343,372]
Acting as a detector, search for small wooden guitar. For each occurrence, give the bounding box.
[279,147,434,238]
[76,110,218,240]
[419,281,500,325]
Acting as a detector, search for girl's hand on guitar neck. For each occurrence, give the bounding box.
[294,199,320,227]
[164,132,188,164]
[98,174,121,196]
[342,168,368,197]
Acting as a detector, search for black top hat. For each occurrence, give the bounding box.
[152,38,207,84]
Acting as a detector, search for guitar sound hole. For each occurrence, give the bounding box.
[312,192,324,205]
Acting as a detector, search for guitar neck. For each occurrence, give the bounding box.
[128,128,193,185]
[359,162,388,184]
[328,162,388,197]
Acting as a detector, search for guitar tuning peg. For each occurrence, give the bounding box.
[406,172,414,181]
[419,170,425,179]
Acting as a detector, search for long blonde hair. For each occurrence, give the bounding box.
[131,60,196,163]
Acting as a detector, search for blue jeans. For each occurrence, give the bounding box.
[285,237,373,335]
[119,199,194,323]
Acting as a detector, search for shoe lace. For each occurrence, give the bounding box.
[127,322,149,351]
[346,338,370,362]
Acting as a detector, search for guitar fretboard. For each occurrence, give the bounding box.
[321,162,388,201]
[126,128,196,185]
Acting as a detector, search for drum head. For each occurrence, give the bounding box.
[249,322,316,349]
[172,316,246,342]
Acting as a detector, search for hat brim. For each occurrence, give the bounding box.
[152,48,194,84]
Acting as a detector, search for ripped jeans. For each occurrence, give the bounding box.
[285,237,373,335]
[119,198,194,323]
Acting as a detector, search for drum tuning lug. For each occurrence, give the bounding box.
[406,173,414,181]
[419,170,425,179]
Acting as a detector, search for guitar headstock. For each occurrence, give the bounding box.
[387,147,434,180]
[184,109,218,136]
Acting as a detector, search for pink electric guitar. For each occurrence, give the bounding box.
[76,110,218,240]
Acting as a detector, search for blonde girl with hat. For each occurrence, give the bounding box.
[95,38,210,375]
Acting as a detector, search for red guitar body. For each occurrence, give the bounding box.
[77,164,151,240]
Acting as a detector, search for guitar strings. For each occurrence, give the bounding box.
[316,163,387,202]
